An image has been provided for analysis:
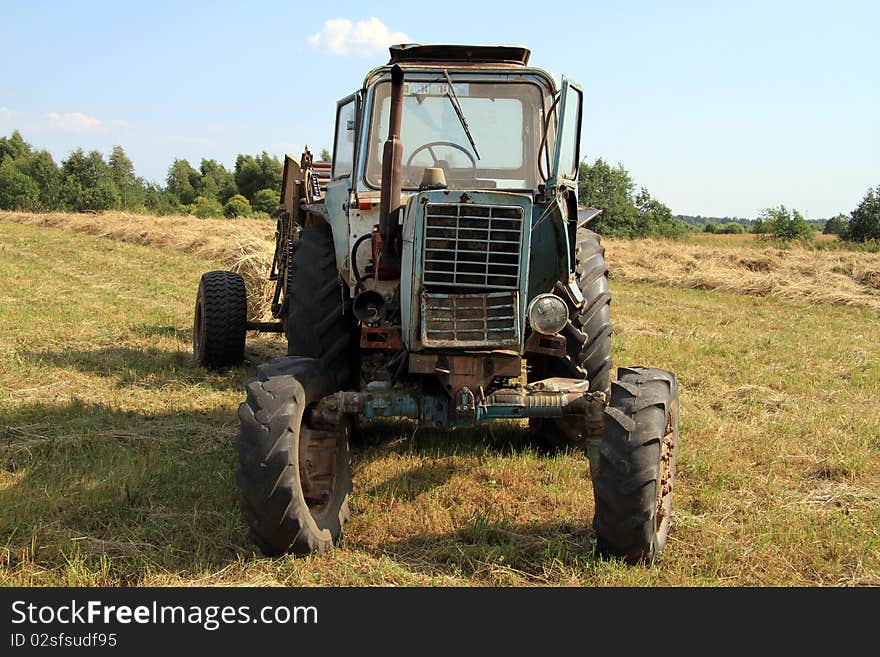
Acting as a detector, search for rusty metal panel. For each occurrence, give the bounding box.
[420,291,519,349]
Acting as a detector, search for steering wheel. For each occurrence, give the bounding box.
[406,141,477,169]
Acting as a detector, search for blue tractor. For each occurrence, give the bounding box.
[193,44,679,564]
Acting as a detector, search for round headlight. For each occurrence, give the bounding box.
[527,293,568,335]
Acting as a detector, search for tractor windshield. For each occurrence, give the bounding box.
[365,78,550,191]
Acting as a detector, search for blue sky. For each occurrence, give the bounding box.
[1,0,877,218]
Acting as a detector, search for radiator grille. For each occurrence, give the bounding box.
[423,203,523,289]
[421,291,519,348]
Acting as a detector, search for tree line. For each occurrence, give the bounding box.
[0,130,293,219]
[3,129,877,242]
[578,156,880,242]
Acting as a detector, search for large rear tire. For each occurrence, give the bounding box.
[236,356,352,556]
[592,367,679,564]
[193,270,247,368]
[529,227,613,448]
[285,221,357,390]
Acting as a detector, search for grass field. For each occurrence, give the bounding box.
[1,215,879,586]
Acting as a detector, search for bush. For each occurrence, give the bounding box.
[251,188,279,216]
[251,211,272,220]
[704,223,717,233]
[721,222,745,234]
[823,214,849,237]
[223,193,252,218]
[189,196,224,218]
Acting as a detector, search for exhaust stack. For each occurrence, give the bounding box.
[377,64,404,277]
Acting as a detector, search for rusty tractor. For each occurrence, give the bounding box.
[193,44,679,564]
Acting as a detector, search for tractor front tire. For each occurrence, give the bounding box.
[529,227,613,448]
[236,356,352,556]
[193,270,247,368]
[592,367,679,564]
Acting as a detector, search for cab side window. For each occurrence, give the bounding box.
[332,97,357,180]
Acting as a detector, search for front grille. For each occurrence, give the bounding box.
[421,291,519,348]
[423,203,523,289]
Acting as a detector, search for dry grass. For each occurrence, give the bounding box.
[0,210,276,320]
[605,239,880,312]
[1,217,878,587]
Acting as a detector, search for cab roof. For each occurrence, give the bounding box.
[388,43,530,67]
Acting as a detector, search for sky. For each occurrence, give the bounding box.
[1,0,877,219]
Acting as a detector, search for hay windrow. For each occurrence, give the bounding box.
[604,238,880,312]
[1,210,276,320]
[3,211,879,314]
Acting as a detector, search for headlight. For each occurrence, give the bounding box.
[527,293,568,335]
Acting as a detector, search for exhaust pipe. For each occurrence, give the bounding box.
[377,64,404,277]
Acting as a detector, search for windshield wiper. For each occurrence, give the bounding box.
[443,70,480,160]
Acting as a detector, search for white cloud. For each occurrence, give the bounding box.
[47,111,102,132]
[111,118,129,128]
[307,17,410,56]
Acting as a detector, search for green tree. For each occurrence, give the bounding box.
[143,182,180,215]
[320,148,331,162]
[257,152,283,193]
[0,156,40,210]
[822,213,849,237]
[758,205,814,241]
[234,154,262,200]
[166,158,200,205]
[234,152,283,200]
[0,130,32,163]
[704,222,718,233]
[848,186,880,241]
[197,159,237,204]
[223,193,252,218]
[578,158,638,236]
[721,222,745,234]
[633,187,687,238]
[251,188,279,216]
[19,149,60,210]
[108,145,143,210]
[751,217,769,234]
[59,149,121,212]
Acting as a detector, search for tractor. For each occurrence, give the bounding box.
[193,44,679,564]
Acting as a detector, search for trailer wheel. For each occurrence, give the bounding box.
[592,367,679,564]
[236,356,352,556]
[193,270,247,368]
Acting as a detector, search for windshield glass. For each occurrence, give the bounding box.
[365,79,549,190]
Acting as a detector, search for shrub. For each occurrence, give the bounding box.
[721,222,745,234]
[223,194,252,218]
[704,223,717,233]
[190,196,224,218]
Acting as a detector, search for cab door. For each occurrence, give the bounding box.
[547,76,583,193]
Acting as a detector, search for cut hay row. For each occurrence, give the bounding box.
[0,210,276,320]
[3,211,879,314]
[604,239,880,313]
